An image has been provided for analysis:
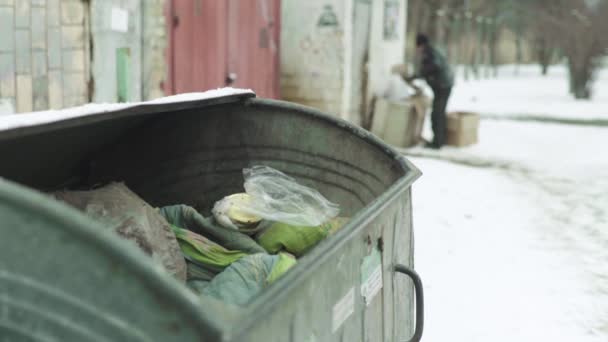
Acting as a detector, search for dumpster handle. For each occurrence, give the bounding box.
[394,264,424,342]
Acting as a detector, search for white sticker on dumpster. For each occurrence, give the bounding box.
[332,287,355,332]
[360,247,383,306]
[361,265,383,306]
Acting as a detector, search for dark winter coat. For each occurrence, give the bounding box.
[415,44,454,90]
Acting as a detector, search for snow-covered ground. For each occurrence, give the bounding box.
[405,68,608,341]
[447,64,608,122]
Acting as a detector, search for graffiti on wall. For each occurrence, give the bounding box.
[299,31,344,67]
[317,4,339,27]
[296,4,343,70]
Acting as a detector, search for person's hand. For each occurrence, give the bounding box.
[391,64,407,76]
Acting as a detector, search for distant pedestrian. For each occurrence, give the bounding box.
[394,33,454,149]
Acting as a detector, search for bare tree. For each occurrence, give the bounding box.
[523,0,608,98]
[407,0,608,99]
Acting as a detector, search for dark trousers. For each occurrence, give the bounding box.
[431,87,452,147]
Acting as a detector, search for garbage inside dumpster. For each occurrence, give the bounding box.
[212,193,263,232]
[256,217,350,257]
[52,182,188,282]
[169,224,248,281]
[215,166,340,228]
[159,204,266,254]
[50,166,343,307]
[194,253,296,306]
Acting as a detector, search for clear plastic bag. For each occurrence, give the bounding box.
[235,165,340,227]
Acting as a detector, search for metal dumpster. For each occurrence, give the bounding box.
[0,90,422,342]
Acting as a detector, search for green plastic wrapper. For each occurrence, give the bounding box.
[257,217,349,257]
[171,224,247,281]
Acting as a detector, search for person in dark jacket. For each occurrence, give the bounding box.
[397,33,454,149]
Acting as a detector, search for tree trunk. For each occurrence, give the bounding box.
[515,33,522,76]
[444,18,452,63]
[463,0,471,80]
[471,49,479,79]
[541,63,549,76]
[452,15,462,71]
[568,59,592,99]
[537,38,551,76]
[487,22,499,78]
[434,8,445,49]
[571,72,590,99]
[472,19,486,79]
[419,3,433,38]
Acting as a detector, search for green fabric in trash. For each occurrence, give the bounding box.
[159,205,266,254]
[185,263,216,282]
[187,279,210,293]
[267,253,297,284]
[200,253,296,306]
[170,224,247,280]
[257,217,350,257]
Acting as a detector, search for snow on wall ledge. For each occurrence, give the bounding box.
[0,88,254,132]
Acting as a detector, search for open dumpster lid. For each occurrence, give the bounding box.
[0,88,255,138]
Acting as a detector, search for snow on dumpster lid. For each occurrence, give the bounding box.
[0,88,254,132]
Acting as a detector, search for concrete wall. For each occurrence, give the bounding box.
[142,0,166,100]
[89,0,166,103]
[0,0,166,114]
[0,0,90,113]
[347,0,372,124]
[281,0,408,124]
[367,0,407,103]
[280,0,346,117]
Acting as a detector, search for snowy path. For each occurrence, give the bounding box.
[408,120,608,341]
[447,65,608,122]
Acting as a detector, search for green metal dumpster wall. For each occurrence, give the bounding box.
[0,95,420,341]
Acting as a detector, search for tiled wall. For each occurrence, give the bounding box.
[0,0,89,113]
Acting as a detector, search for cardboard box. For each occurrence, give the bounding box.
[371,95,430,148]
[447,111,479,147]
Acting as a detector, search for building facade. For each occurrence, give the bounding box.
[0,0,166,114]
[280,0,408,124]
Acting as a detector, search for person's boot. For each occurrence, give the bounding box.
[424,141,441,149]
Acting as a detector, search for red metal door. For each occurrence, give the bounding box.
[166,0,280,98]
[227,0,281,98]
[166,0,228,95]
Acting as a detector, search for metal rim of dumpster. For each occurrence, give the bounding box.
[0,92,256,142]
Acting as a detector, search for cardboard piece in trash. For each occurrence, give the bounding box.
[447,111,480,147]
